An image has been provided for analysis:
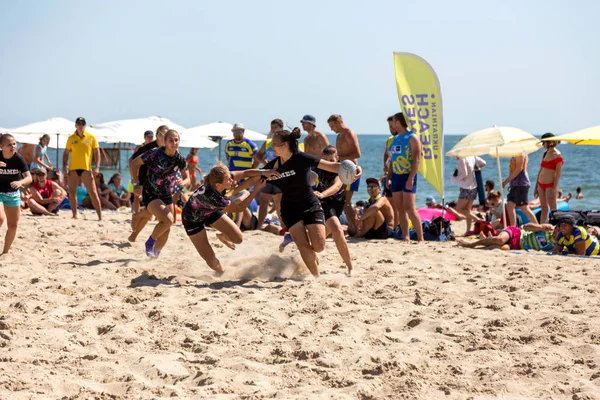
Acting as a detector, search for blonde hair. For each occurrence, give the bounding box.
[204,161,230,188]
[156,125,169,137]
[164,129,179,141]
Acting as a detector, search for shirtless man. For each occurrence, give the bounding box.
[18,143,36,168]
[328,114,361,231]
[355,178,394,239]
[301,115,329,157]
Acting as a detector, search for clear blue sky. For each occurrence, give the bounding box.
[0,0,597,135]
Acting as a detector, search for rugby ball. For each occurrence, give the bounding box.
[339,160,357,185]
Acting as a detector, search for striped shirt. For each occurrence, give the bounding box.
[225,138,258,171]
[557,226,600,256]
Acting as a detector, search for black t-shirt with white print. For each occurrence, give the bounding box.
[0,153,28,192]
[264,152,322,212]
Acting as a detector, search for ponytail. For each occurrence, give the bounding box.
[274,128,302,154]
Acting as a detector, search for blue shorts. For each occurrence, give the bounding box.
[0,191,21,207]
[345,178,360,192]
[391,174,417,194]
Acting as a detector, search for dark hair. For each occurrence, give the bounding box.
[108,173,121,186]
[0,134,15,145]
[327,114,343,123]
[95,172,106,186]
[393,112,407,128]
[156,125,169,136]
[387,115,394,122]
[273,128,302,154]
[355,200,365,207]
[576,186,581,193]
[321,145,337,156]
[271,119,284,128]
[485,179,495,190]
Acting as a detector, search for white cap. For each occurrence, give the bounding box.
[232,123,245,131]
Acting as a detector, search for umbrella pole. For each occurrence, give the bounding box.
[118,142,122,173]
[218,138,222,161]
[495,147,507,229]
[56,133,60,169]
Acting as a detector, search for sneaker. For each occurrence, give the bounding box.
[279,233,294,252]
[145,236,157,258]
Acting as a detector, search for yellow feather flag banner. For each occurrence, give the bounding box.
[393,52,444,197]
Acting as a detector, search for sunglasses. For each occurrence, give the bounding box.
[367,185,379,189]
[35,172,46,176]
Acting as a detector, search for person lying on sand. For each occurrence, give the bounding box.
[553,215,599,256]
[457,222,558,252]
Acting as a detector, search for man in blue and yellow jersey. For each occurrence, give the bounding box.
[387,112,423,242]
[225,123,260,172]
[62,117,103,220]
[554,215,600,256]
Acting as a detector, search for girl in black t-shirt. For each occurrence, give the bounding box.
[130,130,190,258]
[264,128,362,277]
[0,134,32,254]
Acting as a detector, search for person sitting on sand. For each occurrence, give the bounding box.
[354,178,394,239]
[82,172,116,211]
[107,173,131,209]
[457,222,559,252]
[28,167,66,216]
[553,215,599,256]
[181,162,279,275]
[230,188,282,236]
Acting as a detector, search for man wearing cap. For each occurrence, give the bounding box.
[62,117,103,220]
[225,123,260,172]
[301,115,329,157]
[27,167,67,216]
[457,222,559,252]
[327,114,361,232]
[354,177,394,239]
[554,215,599,256]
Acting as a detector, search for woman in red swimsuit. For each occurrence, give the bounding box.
[534,133,563,223]
[186,148,202,190]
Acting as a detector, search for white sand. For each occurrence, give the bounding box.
[0,212,599,399]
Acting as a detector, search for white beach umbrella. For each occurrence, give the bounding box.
[96,116,188,144]
[9,117,116,149]
[186,122,267,141]
[446,126,542,228]
[179,135,218,149]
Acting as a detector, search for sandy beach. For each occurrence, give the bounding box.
[0,212,599,399]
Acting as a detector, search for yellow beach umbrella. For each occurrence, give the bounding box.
[446,126,542,229]
[542,126,600,146]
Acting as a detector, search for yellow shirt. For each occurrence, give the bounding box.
[66,131,99,171]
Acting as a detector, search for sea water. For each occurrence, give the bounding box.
[45,134,599,210]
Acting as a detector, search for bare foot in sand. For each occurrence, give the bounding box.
[456,239,475,248]
[128,232,137,242]
[216,233,236,250]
